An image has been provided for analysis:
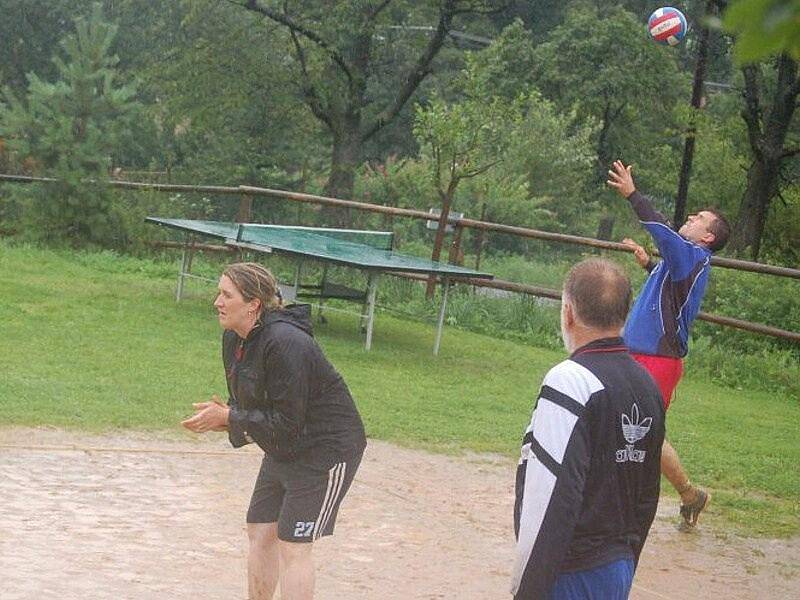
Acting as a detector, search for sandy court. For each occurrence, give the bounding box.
[0,427,797,599]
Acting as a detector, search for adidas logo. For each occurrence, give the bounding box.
[621,403,652,443]
[616,404,652,464]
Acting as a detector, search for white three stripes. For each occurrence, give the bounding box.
[313,462,346,540]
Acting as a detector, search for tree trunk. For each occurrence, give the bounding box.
[322,124,361,227]
[235,194,252,223]
[448,224,464,265]
[595,104,614,184]
[730,160,778,259]
[426,183,457,299]
[674,0,713,227]
[596,213,615,241]
[595,102,619,241]
[321,22,372,227]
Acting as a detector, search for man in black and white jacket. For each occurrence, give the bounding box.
[512,258,665,600]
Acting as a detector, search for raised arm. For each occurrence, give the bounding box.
[607,160,670,225]
[608,160,703,277]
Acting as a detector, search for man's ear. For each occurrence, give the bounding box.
[700,231,716,248]
[562,300,576,328]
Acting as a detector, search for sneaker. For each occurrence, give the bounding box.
[679,488,710,527]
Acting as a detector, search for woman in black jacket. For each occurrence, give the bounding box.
[182,262,366,600]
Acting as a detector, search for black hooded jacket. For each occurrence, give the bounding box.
[224,303,366,466]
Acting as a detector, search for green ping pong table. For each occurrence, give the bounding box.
[146,218,493,354]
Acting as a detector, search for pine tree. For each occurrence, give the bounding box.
[0,4,140,246]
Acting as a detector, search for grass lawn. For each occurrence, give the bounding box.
[1,242,797,537]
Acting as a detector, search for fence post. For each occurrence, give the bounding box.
[448,223,464,265]
[474,203,487,272]
[236,193,252,223]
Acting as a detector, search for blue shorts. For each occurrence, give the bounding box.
[548,558,634,600]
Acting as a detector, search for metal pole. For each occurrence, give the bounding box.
[176,236,196,302]
[318,264,329,322]
[293,261,303,298]
[433,276,451,356]
[364,272,379,351]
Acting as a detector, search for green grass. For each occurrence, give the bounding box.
[1,241,798,537]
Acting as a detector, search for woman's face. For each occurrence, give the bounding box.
[214,275,259,334]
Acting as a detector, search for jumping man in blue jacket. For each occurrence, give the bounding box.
[607,160,730,528]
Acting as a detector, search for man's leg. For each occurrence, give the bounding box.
[247,522,280,600]
[631,355,709,525]
[661,438,692,499]
[661,438,709,525]
[278,540,315,600]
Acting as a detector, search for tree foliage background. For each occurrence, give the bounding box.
[0,0,797,262]
[0,4,141,246]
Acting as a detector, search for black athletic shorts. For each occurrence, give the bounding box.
[246,451,362,543]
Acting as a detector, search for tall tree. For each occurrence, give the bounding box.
[453,21,597,235]
[718,0,800,258]
[730,54,800,258]
[229,0,510,224]
[414,90,523,297]
[529,3,687,238]
[0,4,141,246]
[132,1,323,190]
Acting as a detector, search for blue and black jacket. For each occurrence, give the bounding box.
[623,191,712,358]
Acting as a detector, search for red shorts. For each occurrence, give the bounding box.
[631,353,683,410]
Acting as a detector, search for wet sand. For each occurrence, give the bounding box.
[0,427,797,599]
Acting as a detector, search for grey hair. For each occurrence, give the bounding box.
[563,258,631,329]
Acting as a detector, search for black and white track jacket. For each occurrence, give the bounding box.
[511,337,665,599]
[223,304,366,467]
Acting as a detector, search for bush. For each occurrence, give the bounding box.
[374,251,799,401]
[701,268,800,349]
[686,335,799,398]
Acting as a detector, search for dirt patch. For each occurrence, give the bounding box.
[1,427,797,599]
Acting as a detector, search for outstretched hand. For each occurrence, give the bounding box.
[607,160,636,198]
[181,394,229,433]
[622,238,650,269]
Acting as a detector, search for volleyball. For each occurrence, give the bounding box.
[648,7,688,46]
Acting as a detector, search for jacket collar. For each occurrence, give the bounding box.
[570,336,627,358]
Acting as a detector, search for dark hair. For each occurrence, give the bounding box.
[702,207,730,252]
[563,258,631,329]
[222,262,282,315]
